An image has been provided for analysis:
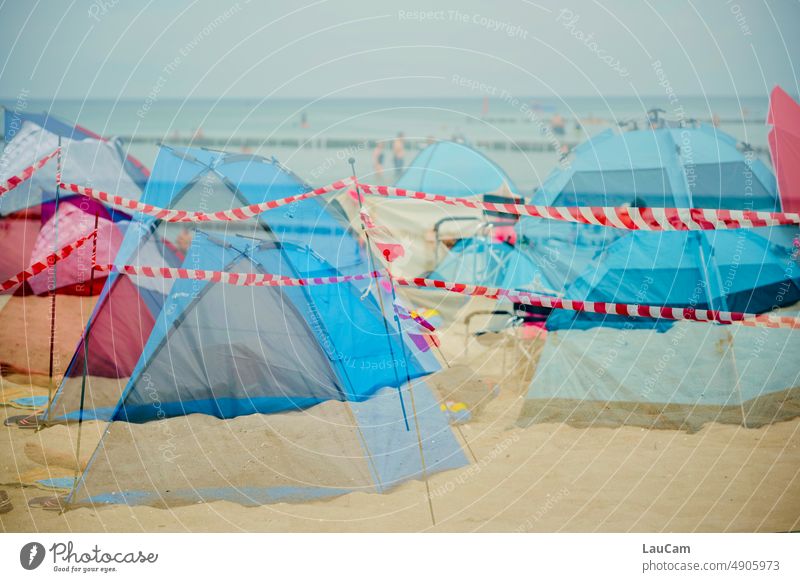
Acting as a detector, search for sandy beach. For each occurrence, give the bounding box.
[2,298,798,533]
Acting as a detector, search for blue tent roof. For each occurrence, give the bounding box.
[534,124,778,210]
[396,140,518,197]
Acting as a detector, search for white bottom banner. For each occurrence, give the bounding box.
[0,533,796,581]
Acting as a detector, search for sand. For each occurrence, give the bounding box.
[0,294,98,381]
[1,296,799,532]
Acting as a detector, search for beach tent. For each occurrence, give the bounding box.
[524,123,779,282]
[0,118,146,215]
[101,231,439,422]
[0,114,150,379]
[44,144,425,423]
[395,140,517,197]
[767,86,800,213]
[516,125,800,429]
[428,236,592,297]
[65,229,463,507]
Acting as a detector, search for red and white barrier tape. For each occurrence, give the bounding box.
[55,176,800,230]
[83,263,800,329]
[58,177,355,222]
[93,263,382,287]
[391,275,800,329]
[0,229,97,291]
[3,238,797,328]
[356,183,800,231]
[0,148,60,197]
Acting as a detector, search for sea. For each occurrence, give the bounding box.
[2,95,776,193]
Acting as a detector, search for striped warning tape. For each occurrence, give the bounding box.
[390,275,800,329]
[3,242,796,328]
[356,183,800,231]
[0,229,97,291]
[0,148,60,197]
[57,177,355,222]
[93,263,382,287]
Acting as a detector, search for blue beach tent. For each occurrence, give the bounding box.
[432,125,793,310]
[45,144,386,422]
[396,140,518,197]
[46,143,466,506]
[66,230,463,506]
[517,125,800,430]
[113,230,439,422]
[538,125,797,330]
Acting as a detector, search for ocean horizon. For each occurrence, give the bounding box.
[2,95,777,192]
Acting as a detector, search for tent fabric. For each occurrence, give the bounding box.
[519,316,800,432]
[513,125,800,429]
[395,140,518,197]
[115,231,437,422]
[0,196,129,296]
[2,109,149,186]
[0,121,144,215]
[546,228,800,331]
[25,201,125,295]
[0,207,44,292]
[68,382,467,508]
[767,86,800,213]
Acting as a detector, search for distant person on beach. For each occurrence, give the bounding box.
[300,111,309,128]
[392,133,405,175]
[551,114,565,136]
[372,141,385,180]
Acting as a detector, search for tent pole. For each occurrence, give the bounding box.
[72,213,99,496]
[350,158,436,526]
[348,158,410,430]
[47,138,63,408]
[386,270,437,525]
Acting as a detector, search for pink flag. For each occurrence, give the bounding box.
[768,86,800,212]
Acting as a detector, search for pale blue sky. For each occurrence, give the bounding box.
[0,0,797,100]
